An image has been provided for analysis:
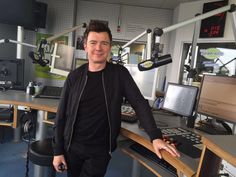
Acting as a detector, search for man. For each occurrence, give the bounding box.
[53,21,180,177]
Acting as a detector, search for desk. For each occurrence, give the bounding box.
[0,90,58,139]
[0,90,58,177]
[1,90,235,177]
[120,114,199,177]
[0,91,198,177]
[196,135,236,177]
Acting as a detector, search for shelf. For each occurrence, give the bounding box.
[119,140,178,177]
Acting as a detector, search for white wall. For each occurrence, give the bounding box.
[0,24,17,58]
[167,0,236,84]
[76,1,173,42]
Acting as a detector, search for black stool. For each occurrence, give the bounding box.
[29,138,56,177]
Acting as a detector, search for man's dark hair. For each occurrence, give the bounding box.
[83,21,112,43]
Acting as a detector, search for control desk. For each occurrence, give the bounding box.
[120,112,201,177]
[0,90,234,177]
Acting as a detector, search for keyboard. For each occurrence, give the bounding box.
[161,128,202,158]
[130,143,177,176]
[121,105,137,123]
[195,122,230,135]
[35,86,62,99]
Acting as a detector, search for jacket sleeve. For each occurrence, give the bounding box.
[121,67,162,141]
[52,76,71,155]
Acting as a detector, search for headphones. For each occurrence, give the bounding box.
[28,51,49,67]
[28,39,49,67]
[21,111,36,134]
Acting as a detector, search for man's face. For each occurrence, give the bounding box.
[84,32,111,64]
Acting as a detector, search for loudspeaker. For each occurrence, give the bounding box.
[21,111,37,135]
[34,2,47,29]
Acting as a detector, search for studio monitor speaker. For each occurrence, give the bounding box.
[34,2,47,29]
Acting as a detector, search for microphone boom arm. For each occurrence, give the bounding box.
[0,39,37,48]
[0,23,87,67]
[46,23,87,42]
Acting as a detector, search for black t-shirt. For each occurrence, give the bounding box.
[73,69,109,149]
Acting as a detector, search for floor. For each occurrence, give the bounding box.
[0,126,155,177]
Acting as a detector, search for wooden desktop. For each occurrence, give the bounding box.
[0,90,235,177]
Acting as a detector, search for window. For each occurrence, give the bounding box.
[180,42,236,84]
[111,41,146,64]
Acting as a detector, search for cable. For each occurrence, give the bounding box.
[21,110,37,177]
[25,131,31,177]
[151,97,158,109]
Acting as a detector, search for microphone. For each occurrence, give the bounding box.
[138,54,172,71]
[29,51,49,67]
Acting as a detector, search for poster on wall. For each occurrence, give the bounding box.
[35,33,68,80]
[199,0,228,38]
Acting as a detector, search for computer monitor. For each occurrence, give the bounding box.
[0,59,25,90]
[197,75,236,124]
[124,64,158,101]
[162,83,198,117]
[50,43,74,77]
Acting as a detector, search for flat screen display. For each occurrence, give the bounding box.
[124,64,158,101]
[197,75,236,123]
[0,0,35,28]
[162,83,198,117]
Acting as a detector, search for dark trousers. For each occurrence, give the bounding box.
[65,143,111,177]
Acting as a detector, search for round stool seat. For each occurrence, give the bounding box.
[29,138,53,166]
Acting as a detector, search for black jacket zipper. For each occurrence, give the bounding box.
[102,72,112,156]
[66,75,88,151]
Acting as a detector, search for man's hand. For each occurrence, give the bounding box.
[53,155,68,172]
[152,139,180,159]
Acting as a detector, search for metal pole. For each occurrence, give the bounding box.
[163,5,232,34]
[121,29,151,49]
[9,39,37,48]
[16,26,24,59]
[13,26,24,142]
[46,23,86,42]
[146,32,152,60]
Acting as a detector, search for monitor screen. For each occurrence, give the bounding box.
[162,83,198,117]
[124,64,158,101]
[0,0,35,28]
[197,75,236,123]
[0,59,25,90]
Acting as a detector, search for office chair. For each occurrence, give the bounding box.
[21,111,55,177]
[26,112,56,177]
[28,138,56,177]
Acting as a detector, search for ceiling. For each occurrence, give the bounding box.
[82,0,200,9]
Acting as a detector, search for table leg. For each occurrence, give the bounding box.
[35,110,47,140]
[34,110,49,177]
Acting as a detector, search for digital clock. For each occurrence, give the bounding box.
[199,0,228,38]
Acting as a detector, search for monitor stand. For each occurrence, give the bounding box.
[186,113,197,128]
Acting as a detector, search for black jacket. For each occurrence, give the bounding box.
[53,62,162,155]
